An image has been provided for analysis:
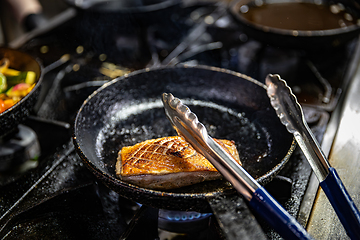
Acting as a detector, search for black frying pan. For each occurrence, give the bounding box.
[0,47,43,137]
[229,0,360,49]
[73,65,295,212]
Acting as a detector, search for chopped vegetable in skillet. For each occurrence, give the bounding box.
[0,58,36,113]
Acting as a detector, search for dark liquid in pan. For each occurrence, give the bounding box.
[242,2,357,31]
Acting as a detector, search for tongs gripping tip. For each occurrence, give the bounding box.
[265,74,330,181]
[162,92,259,199]
[265,74,360,240]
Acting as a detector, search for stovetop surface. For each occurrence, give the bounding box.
[0,1,358,239]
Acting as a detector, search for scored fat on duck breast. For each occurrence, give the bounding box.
[116,136,241,190]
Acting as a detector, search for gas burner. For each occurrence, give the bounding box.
[158,209,212,233]
[0,124,40,172]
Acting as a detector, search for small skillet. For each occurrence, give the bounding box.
[73,65,295,212]
[0,47,43,137]
[229,0,360,49]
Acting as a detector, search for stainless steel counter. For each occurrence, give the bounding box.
[305,37,360,239]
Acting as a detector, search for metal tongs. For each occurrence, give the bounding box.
[265,74,360,240]
[162,93,313,240]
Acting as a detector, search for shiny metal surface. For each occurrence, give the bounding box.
[306,39,360,239]
[162,93,314,240]
[265,74,330,182]
[161,93,259,201]
[298,37,360,229]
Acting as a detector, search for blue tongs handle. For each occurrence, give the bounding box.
[265,74,360,239]
[162,92,314,240]
[320,167,360,239]
[250,187,313,240]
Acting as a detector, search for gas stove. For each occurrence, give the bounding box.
[0,1,359,239]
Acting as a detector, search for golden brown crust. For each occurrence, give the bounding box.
[116,136,241,177]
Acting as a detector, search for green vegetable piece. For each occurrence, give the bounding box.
[0,73,7,93]
[6,72,28,87]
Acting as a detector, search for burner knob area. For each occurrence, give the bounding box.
[0,124,40,172]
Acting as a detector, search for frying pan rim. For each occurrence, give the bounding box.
[0,47,43,117]
[73,64,296,199]
[64,0,182,13]
[229,0,360,38]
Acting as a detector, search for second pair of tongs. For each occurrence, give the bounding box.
[265,74,360,240]
[162,93,313,240]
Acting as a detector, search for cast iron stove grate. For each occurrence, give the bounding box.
[0,1,358,239]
